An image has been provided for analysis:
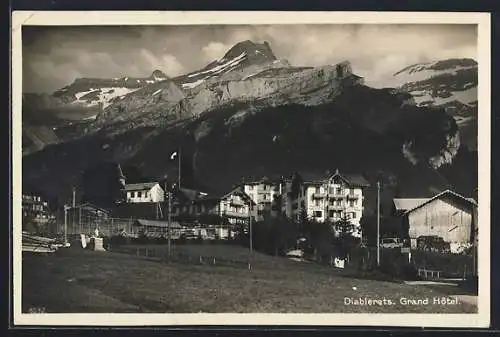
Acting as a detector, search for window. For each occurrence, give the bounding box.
[314,211,322,218]
[315,199,320,206]
[336,188,342,195]
[138,191,142,198]
[329,210,335,217]
[349,200,355,207]
[315,187,321,194]
[131,191,136,198]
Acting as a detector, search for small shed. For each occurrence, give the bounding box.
[394,190,477,251]
[133,219,182,239]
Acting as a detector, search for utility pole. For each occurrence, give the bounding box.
[178,148,182,191]
[167,190,172,258]
[72,187,76,208]
[376,181,381,267]
[64,205,69,245]
[163,178,171,258]
[249,207,253,255]
[248,204,253,271]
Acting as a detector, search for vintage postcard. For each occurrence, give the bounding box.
[11,11,491,327]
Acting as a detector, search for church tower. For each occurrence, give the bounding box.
[117,164,126,188]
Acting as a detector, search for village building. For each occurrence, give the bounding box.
[67,202,111,235]
[22,193,55,227]
[123,182,165,203]
[281,169,370,237]
[241,177,281,221]
[393,189,478,253]
[172,186,255,226]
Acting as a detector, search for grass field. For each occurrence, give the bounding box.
[22,244,477,313]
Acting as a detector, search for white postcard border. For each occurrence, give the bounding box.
[11,10,491,328]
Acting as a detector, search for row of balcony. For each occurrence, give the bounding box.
[309,204,364,210]
[229,198,246,207]
[312,192,361,199]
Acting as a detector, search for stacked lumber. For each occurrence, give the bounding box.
[22,232,58,253]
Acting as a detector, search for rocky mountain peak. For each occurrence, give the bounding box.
[150,69,169,81]
[221,40,277,65]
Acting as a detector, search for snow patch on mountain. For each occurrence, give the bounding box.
[412,86,477,106]
[72,87,140,109]
[370,64,477,89]
[182,79,206,89]
[187,52,247,79]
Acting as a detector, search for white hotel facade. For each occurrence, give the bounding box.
[282,170,370,237]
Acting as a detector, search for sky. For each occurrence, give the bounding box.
[22,24,477,93]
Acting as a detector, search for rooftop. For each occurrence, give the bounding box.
[300,170,370,187]
[135,219,182,229]
[394,190,477,214]
[123,182,160,191]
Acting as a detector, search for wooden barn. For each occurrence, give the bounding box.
[394,190,478,252]
[133,219,183,239]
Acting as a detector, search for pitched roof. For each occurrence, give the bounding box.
[123,182,160,191]
[393,198,429,211]
[134,219,182,229]
[202,186,256,206]
[396,190,477,214]
[220,187,256,205]
[72,202,111,214]
[240,175,281,185]
[176,187,209,202]
[300,170,370,187]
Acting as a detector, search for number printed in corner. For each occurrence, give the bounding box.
[28,306,46,313]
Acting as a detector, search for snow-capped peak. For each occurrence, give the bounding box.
[369,58,477,89]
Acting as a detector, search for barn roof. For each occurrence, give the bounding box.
[396,190,477,214]
[123,182,160,191]
[176,187,209,202]
[393,198,429,211]
[134,219,182,229]
[72,202,111,214]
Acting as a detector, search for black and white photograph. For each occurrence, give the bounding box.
[11,11,491,327]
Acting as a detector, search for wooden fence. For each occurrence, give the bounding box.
[110,245,252,269]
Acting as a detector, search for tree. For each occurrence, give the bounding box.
[333,217,361,260]
[267,215,299,256]
[300,214,335,262]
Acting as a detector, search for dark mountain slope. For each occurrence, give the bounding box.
[22,84,472,214]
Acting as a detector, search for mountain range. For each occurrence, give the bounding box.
[21,40,478,213]
[370,58,478,150]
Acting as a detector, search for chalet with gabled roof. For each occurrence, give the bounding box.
[393,189,478,252]
[123,182,164,203]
